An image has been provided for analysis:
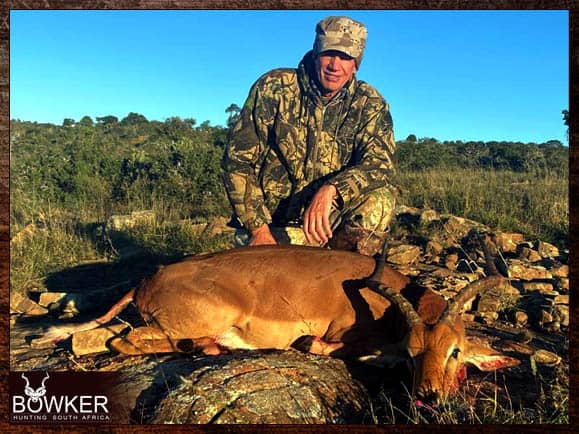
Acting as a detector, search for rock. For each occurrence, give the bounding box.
[445,253,459,271]
[517,246,542,263]
[10,291,49,316]
[387,245,421,265]
[439,216,489,247]
[72,324,129,356]
[270,226,313,246]
[532,349,562,366]
[392,264,422,277]
[508,260,552,281]
[106,210,156,232]
[522,282,554,293]
[551,265,569,278]
[395,205,421,216]
[419,209,440,225]
[430,267,454,278]
[10,291,26,314]
[439,275,475,295]
[556,278,569,291]
[121,351,372,424]
[38,292,68,307]
[492,232,525,253]
[476,296,502,313]
[515,311,528,327]
[495,340,534,355]
[394,206,421,227]
[539,310,553,326]
[553,305,569,327]
[462,313,476,322]
[480,311,499,324]
[534,241,560,258]
[477,283,520,313]
[424,240,444,261]
[553,295,569,305]
[204,216,234,236]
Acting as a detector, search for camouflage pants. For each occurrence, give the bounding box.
[234,186,396,255]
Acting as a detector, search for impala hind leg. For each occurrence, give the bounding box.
[108,326,177,355]
[176,337,231,355]
[108,326,230,355]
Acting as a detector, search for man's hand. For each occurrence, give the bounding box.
[303,184,338,246]
[249,224,277,246]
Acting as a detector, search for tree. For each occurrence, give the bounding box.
[405,134,417,142]
[562,109,569,141]
[62,118,75,127]
[184,118,197,128]
[225,103,241,128]
[162,117,195,141]
[96,115,119,126]
[198,120,212,131]
[120,112,148,126]
[79,116,94,127]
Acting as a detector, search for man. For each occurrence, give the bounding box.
[222,16,398,256]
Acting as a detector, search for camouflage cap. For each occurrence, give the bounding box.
[313,16,367,67]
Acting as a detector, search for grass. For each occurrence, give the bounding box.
[369,365,568,424]
[392,168,568,248]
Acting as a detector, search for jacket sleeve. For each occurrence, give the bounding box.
[327,97,396,206]
[221,78,274,232]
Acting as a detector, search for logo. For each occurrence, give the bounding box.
[11,371,117,424]
[22,372,50,403]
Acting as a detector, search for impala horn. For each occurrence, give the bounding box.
[367,239,423,328]
[441,230,505,323]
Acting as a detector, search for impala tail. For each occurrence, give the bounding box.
[30,288,136,348]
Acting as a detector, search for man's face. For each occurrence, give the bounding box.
[315,50,357,98]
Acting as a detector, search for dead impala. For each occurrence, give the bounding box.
[33,234,518,403]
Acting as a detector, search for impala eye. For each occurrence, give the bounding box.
[451,348,461,359]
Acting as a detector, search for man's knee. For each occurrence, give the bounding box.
[329,186,397,256]
[343,186,397,232]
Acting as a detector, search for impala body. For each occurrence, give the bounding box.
[35,242,518,403]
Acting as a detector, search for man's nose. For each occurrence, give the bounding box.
[327,56,340,69]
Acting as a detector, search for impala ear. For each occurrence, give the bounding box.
[464,336,520,371]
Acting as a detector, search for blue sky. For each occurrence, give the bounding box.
[10,10,569,144]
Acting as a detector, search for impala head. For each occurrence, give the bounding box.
[367,276,519,405]
[367,233,519,405]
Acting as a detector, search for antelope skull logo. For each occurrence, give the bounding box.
[21,372,50,402]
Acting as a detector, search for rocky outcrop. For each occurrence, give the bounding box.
[10,207,569,424]
[392,206,569,334]
[136,351,369,424]
[90,350,372,424]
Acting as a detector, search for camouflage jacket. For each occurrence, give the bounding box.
[222,51,396,232]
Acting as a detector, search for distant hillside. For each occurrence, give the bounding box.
[394,136,567,174]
